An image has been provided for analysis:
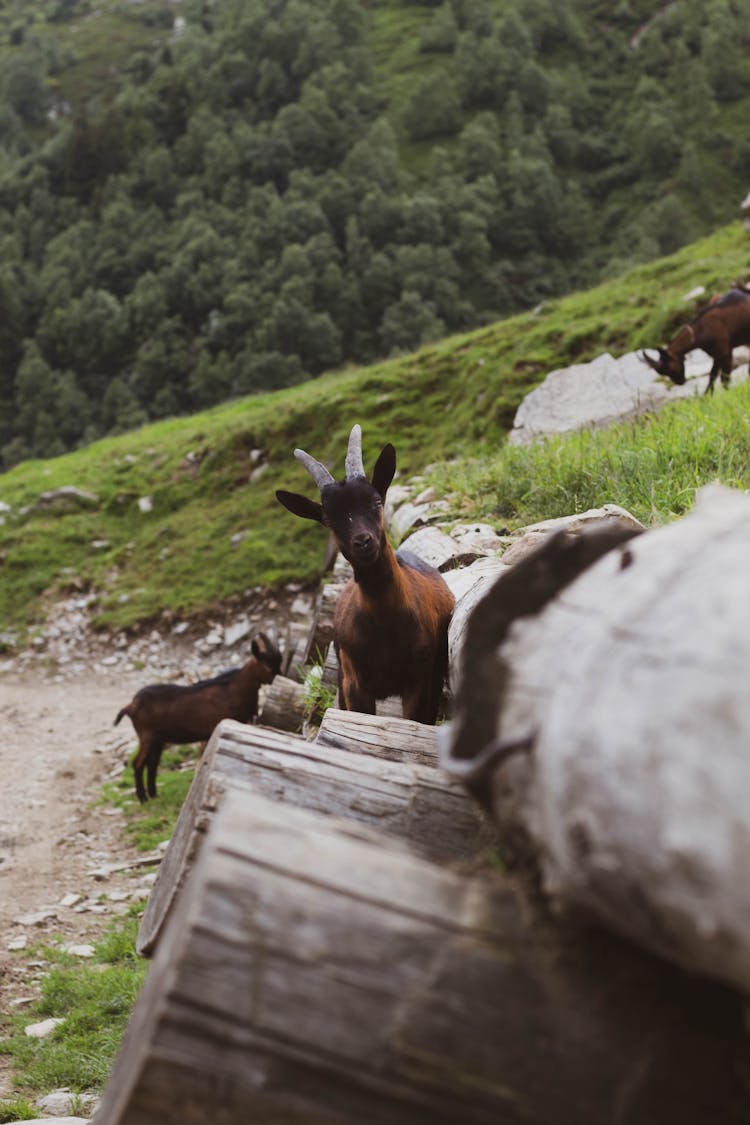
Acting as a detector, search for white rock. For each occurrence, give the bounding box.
[59,893,82,908]
[7,935,28,951]
[24,1017,65,1039]
[509,349,749,445]
[62,943,95,958]
[137,496,153,513]
[682,285,706,302]
[19,1119,88,1125]
[13,908,58,926]
[37,1091,98,1116]
[224,620,251,647]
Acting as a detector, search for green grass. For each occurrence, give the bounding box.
[103,743,200,851]
[1,221,750,639]
[0,908,148,1112]
[430,378,750,529]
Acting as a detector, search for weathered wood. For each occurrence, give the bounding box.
[302,579,347,665]
[256,674,307,732]
[398,525,479,571]
[101,790,749,1125]
[441,485,750,996]
[137,719,492,955]
[316,708,438,766]
[320,642,339,687]
[444,555,508,671]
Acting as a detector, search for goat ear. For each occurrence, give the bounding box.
[371,443,396,500]
[276,489,324,523]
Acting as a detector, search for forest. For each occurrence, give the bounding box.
[0,0,749,467]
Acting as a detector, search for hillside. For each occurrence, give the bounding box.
[1,220,750,642]
[1,0,750,465]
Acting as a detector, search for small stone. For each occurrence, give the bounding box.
[137,496,153,513]
[59,893,82,908]
[224,620,251,647]
[13,908,58,926]
[62,943,95,958]
[37,1090,98,1116]
[106,890,130,902]
[8,935,28,951]
[25,1016,65,1039]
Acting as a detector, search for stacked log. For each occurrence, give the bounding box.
[441,485,750,997]
[315,708,439,765]
[98,790,749,1125]
[136,718,492,955]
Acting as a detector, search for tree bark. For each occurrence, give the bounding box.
[101,790,749,1125]
[441,485,750,996]
[257,674,307,732]
[315,707,438,766]
[137,719,492,955]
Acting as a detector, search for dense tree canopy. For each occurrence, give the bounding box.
[0,0,749,465]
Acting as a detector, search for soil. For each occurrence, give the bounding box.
[0,585,315,1102]
[0,667,148,1098]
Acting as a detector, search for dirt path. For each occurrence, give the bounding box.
[0,669,147,1098]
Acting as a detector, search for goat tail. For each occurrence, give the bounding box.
[114,706,130,726]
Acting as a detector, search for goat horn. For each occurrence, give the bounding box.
[345,423,365,479]
[639,350,658,371]
[294,448,335,490]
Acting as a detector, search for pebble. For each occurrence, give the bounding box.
[13,908,58,926]
[37,1090,98,1116]
[24,1017,65,1039]
[61,943,95,958]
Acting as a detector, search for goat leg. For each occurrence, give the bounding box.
[146,742,165,800]
[132,743,149,804]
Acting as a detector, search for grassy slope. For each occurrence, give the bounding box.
[1,222,749,637]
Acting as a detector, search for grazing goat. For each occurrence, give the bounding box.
[640,287,750,393]
[115,632,281,803]
[276,424,455,724]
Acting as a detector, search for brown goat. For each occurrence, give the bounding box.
[115,632,281,802]
[276,425,455,724]
[640,287,750,393]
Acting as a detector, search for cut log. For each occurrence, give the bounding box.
[398,525,479,571]
[100,790,749,1125]
[302,580,346,665]
[316,707,438,766]
[321,642,339,687]
[136,719,492,955]
[256,674,307,732]
[441,485,750,996]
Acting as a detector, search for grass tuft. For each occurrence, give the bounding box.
[103,743,200,852]
[0,909,148,1104]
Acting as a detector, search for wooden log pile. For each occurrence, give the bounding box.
[98,478,750,1122]
[136,716,492,955]
[100,790,749,1125]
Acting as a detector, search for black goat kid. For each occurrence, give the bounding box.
[115,632,281,803]
[276,425,455,724]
